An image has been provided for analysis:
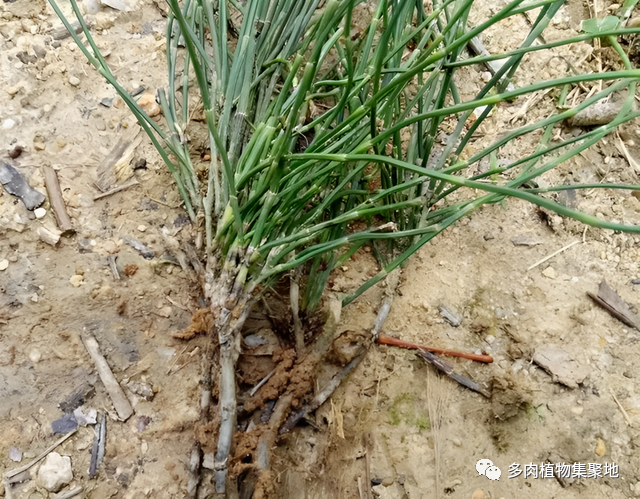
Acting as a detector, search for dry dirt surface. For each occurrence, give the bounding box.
[1,1,640,499]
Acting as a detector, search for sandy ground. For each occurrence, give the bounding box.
[1,1,640,498]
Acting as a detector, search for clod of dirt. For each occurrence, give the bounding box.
[37,452,73,492]
[490,372,533,421]
[237,355,276,386]
[242,349,296,414]
[327,329,368,366]
[194,420,218,454]
[124,264,138,276]
[172,308,213,339]
[533,344,589,389]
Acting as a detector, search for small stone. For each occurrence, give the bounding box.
[157,306,172,318]
[595,438,606,457]
[75,266,85,276]
[29,348,42,363]
[83,0,101,14]
[103,239,119,254]
[141,441,148,454]
[472,490,486,499]
[511,234,543,246]
[0,259,8,271]
[37,452,73,492]
[9,447,22,462]
[137,224,147,232]
[33,45,47,59]
[452,438,462,447]
[2,118,16,129]
[542,266,557,279]
[137,93,162,117]
[8,255,18,263]
[485,334,495,344]
[8,145,23,159]
[68,76,80,87]
[31,293,38,302]
[77,238,93,253]
[128,380,155,400]
[37,226,60,246]
[381,476,394,487]
[69,274,85,287]
[34,207,46,219]
[6,85,21,96]
[483,232,495,241]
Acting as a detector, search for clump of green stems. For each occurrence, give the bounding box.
[50,0,640,493]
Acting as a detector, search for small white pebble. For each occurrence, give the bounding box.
[542,266,557,279]
[29,348,42,363]
[68,75,80,86]
[69,274,85,287]
[137,224,147,232]
[83,0,100,14]
[0,259,9,271]
[2,118,16,129]
[34,207,46,219]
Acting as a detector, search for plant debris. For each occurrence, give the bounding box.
[42,165,74,235]
[588,279,640,331]
[122,235,155,259]
[0,161,46,210]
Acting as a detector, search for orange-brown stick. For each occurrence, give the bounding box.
[377,334,494,363]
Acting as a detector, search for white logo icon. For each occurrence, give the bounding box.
[476,459,501,481]
[485,465,501,480]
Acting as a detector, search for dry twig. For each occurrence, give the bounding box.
[42,165,74,234]
[81,330,134,421]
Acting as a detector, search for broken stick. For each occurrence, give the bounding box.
[419,350,491,398]
[42,165,74,235]
[81,330,134,421]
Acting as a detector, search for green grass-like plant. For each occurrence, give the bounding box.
[49,0,640,493]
